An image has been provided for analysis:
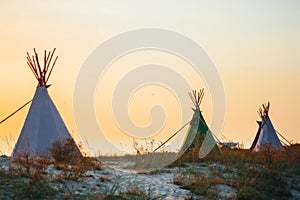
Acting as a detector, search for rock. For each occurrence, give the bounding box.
[211,184,237,200]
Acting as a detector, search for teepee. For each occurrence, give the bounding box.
[178,89,221,158]
[12,48,82,158]
[250,102,284,151]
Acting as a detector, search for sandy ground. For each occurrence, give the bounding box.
[1,156,299,199]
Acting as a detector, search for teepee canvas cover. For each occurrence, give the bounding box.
[250,102,283,151]
[178,89,221,157]
[12,48,81,158]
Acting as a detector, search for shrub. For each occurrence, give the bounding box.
[49,138,83,164]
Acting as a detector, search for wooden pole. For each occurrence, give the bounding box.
[26,54,38,76]
[45,56,58,84]
[0,100,32,125]
[31,55,38,74]
[43,50,47,74]
[27,62,39,81]
[44,51,51,76]
[34,48,43,84]
[152,120,191,153]
[188,92,197,107]
[46,51,51,64]
[45,48,56,73]
[276,130,292,146]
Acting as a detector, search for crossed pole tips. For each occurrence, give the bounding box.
[26,48,58,87]
[0,48,58,125]
[188,88,204,109]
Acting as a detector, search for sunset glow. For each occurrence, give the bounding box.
[0,1,299,155]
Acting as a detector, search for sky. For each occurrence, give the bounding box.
[0,1,299,155]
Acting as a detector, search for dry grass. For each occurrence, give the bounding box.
[0,138,102,199]
[2,138,299,199]
[172,144,300,200]
[11,152,52,181]
[49,138,83,164]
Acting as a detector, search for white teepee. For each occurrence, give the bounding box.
[12,48,81,158]
[250,102,284,151]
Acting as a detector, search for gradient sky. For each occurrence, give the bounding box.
[0,1,299,155]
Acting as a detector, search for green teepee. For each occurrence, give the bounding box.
[178,89,221,159]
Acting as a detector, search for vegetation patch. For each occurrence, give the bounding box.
[172,146,300,200]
